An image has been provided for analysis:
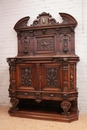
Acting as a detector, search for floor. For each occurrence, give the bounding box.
[0,106,87,130]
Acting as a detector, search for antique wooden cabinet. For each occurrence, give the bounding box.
[7,12,79,122]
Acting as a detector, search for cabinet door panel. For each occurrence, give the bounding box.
[41,63,62,91]
[16,64,36,90]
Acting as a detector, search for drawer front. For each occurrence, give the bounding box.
[16,91,36,99]
[42,93,62,101]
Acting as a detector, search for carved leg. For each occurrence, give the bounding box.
[61,100,71,116]
[8,98,19,113]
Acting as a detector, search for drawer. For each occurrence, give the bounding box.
[42,93,62,101]
[16,91,36,99]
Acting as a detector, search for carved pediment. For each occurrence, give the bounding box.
[59,13,77,24]
[14,12,77,31]
[31,12,58,26]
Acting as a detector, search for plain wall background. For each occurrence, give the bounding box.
[0,0,87,113]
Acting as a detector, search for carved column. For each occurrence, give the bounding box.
[7,59,19,113]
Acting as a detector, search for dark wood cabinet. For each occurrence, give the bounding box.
[7,12,79,122]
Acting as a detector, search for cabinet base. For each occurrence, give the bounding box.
[8,109,78,122]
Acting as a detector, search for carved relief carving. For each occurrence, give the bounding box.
[8,98,19,113]
[60,35,70,53]
[21,36,30,53]
[10,65,16,71]
[46,68,58,87]
[21,68,32,86]
[7,58,16,66]
[31,12,58,26]
[59,28,72,35]
[70,64,74,90]
[14,17,30,30]
[34,30,43,35]
[17,31,30,55]
[19,21,28,28]
[34,29,55,35]
[46,29,55,34]
[61,100,71,116]
[37,38,53,51]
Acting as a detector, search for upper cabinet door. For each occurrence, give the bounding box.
[41,63,62,91]
[16,64,37,90]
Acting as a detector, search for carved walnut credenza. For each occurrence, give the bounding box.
[7,12,79,122]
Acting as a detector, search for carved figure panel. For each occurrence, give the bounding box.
[21,36,30,54]
[37,38,54,51]
[17,31,30,55]
[60,34,71,54]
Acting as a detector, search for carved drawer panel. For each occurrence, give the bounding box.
[42,93,62,101]
[16,91,36,99]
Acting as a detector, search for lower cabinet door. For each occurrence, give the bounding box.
[16,64,37,90]
[41,63,62,91]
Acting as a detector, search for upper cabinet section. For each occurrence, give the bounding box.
[14,12,77,56]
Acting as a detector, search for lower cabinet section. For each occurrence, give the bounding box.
[7,56,79,122]
[8,90,78,122]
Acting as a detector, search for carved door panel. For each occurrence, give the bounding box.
[16,64,37,90]
[41,63,62,91]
